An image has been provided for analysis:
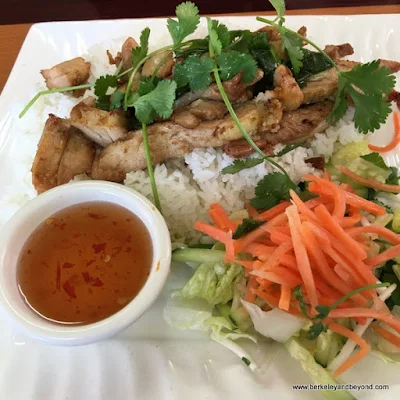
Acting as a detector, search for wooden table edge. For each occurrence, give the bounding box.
[1,4,399,92]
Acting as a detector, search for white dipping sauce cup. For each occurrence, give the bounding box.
[0,181,171,346]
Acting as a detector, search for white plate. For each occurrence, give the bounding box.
[1,14,400,400]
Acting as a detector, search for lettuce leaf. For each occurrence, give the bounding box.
[242,300,306,343]
[285,338,355,400]
[175,262,243,305]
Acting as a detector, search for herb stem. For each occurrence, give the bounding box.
[256,16,339,72]
[329,282,389,312]
[150,51,173,84]
[19,84,92,118]
[141,123,162,212]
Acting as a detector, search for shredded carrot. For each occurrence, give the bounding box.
[246,203,260,220]
[244,275,258,303]
[236,260,255,269]
[337,165,400,194]
[260,241,293,271]
[258,201,291,221]
[244,243,276,257]
[209,203,236,232]
[279,285,291,311]
[347,225,400,245]
[366,243,400,267]
[194,221,228,243]
[251,267,302,288]
[270,230,291,245]
[329,321,370,377]
[368,112,400,153]
[322,169,331,180]
[289,189,318,222]
[286,205,318,307]
[371,323,400,348]
[330,308,400,335]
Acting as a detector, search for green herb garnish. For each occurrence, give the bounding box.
[233,219,263,239]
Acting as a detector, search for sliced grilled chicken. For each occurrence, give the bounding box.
[91,100,282,181]
[31,115,70,193]
[41,57,91,97]
[57,127,96,185]
[70,97,129,146]
[142,51,175,79]
[323,43,354,60]
[274,65,304,111]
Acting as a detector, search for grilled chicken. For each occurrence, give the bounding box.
[174,70,264,109]
[91,100,281,181]
[70,97,129,146]
[31,115,70,193]
[142,51,175,79]
[41,57,91,97]
[324,43,354,60]
[223,101,333,158]
[273,65,304,111]
[171,99,228,128]
[57,128,96,185]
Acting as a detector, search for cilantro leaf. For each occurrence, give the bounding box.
[361,152,389,170]
[250,172,298,210]
[281,31,304,73]
[269,0,286,19]
[307,321,328,340]
[218,50,258,83]
[94,75,118,97]
[387,167,400,185]
[137,75,156,96]
[133,80,177,124]
[167,2,200,46]
[110,90,125,110]
[207,17,222,56]
[272,144,299,157]
[330,61,395,133]
[241,357,251,366]
[293,286,310,318]
[173,55,214,91]
[232,219,263,239]
[131,27,150,67]
[96,95,111,111]
[211,20,230,49]
[221,158,264,174]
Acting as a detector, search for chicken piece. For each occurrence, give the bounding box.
[389,90,400,109]
[202,70,264,102]
[188,99,227,120]
[273,65,304,111]
[337,59,400,74]
[324,43,354,60]
[222,137,274,158]
[70,97,129,146]
[121,37,138,71]
[171,110,202,128]
[142,51,175,79]
[264,101,333,145]
[57,127,96,185]
[305,157,325,170]
[91,100,278,181]
[301,68,338,104]
[31,115,70,193]
[41,57,91,97]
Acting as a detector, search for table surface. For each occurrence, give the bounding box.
[0,4,399,93]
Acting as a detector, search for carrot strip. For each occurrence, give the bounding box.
[286,205,318,307]
[337,165,400,194]
[304,196,332,209]
[258,201,291,221]
[371,324,400,348]
[307,179,386,215]
[279,285,291,311]
[236,260,254,269]
[246,203,260,220]
[270,230,291,245]
[279,254,298,270]
[233,224,269,254]
[368,112,400,153]
[314,204,367,260]
[261,241,294,271]
[329,321,370,377]
[251,267,302,288]
[224,231,235,262]
[289,189,318,222]
[254,288,302,316]
[244,275,258,303]
[194,221,227,243]
[209,203,236,232]
[244,243,276,257]
[329,309,400,334]
[366,244,400,267]
[347,226,400,245]
[322,169,331,181]
[331,181,346,223]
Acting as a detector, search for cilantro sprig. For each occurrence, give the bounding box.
[257,0,396,133]
[294,283,390,340]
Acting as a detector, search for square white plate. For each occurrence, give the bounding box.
[0,15,400,400]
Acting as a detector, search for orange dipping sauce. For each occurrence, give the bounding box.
[17,201,153,325]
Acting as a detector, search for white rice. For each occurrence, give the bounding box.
[5,39,366,242]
